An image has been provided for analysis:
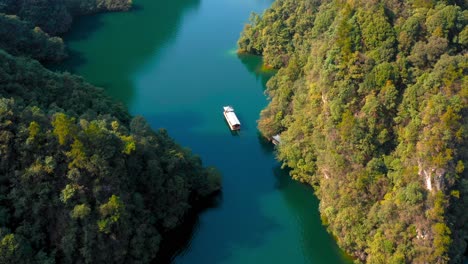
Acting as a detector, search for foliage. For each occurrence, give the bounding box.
[0,1,221,262]
[0,48,221,263]
[239,0,467,263]
[0,14,66,62]
[0,0,132,35]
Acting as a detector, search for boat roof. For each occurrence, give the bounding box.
[225,111,240,125]
[223,106,234,112]
[272,134,281,143]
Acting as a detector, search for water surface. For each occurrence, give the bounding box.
[59,0,350,263]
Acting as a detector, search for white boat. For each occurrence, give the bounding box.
[272,134,281,145]
[223,106,241,131]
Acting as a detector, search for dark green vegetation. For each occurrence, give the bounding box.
[240,0,467,263]
[0,0,132,35]
[0,14,66,62]
[0,0,220,263]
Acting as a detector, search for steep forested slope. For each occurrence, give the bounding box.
[0,1,220,263]
[239,0,467,263]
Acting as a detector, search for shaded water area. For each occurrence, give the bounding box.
[58,0,351,263]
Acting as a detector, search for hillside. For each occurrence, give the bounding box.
[239,0,467,263]
[0,1,220,263]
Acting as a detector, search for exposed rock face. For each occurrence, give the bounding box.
[419,160,447,192]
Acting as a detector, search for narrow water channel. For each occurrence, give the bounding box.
[58,0,350,263]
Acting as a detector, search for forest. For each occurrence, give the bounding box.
[0,0,132,35]
[239,0,467,263]
[0,0,220,263]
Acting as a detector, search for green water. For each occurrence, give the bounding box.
[58,0,350,263]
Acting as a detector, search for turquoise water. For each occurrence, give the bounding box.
[58,0,350,263]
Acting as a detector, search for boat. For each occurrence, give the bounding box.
[223,106,241,130]
[271,134,282,145]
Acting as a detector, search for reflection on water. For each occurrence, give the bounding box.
[156,193,223,263]
[237,53,276,89]
[57,0,201,105]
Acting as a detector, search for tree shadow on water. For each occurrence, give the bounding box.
[237,53,276,90]
[63,13,107,43]
[144,115,284,263]
[273,165,352,264]
[257,131,275,154]
[156,192,224,263]
[130,3,145,12]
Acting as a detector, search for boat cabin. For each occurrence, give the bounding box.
[223,106,241,131]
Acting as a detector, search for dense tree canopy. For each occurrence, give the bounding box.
[239,0,467,263]
[0,13,66,62]
[0,1,220,263]
[0,0,132,35]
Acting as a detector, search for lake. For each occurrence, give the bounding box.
[58,0,350,263]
